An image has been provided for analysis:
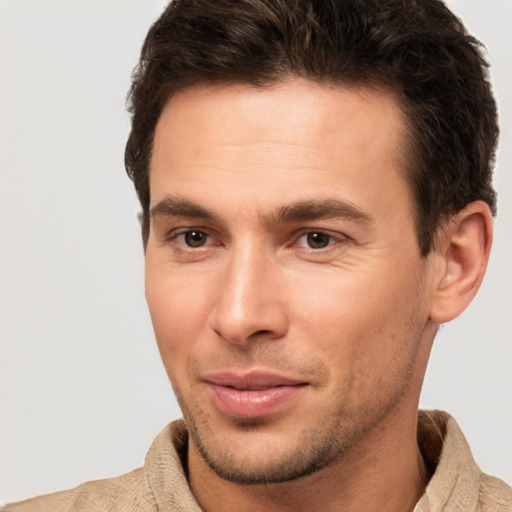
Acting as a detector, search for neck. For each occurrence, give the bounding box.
[188,405,430,512]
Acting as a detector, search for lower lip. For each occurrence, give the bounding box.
[207,383,307,418]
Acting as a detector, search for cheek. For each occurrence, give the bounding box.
[145,267,211,370]
[290,259,426,368]
[291,272,426,419]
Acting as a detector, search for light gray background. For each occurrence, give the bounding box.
[1,0,511,504]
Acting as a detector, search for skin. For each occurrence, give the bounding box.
[145,79,492,511]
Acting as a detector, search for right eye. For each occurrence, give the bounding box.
[175,230,211,248]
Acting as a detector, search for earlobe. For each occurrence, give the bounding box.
[429,201,493,324]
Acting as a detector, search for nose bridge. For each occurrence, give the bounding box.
[211,238,287,345]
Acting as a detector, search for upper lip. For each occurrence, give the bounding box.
[203,370,308,390]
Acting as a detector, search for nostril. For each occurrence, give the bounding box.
[251,329,272,338]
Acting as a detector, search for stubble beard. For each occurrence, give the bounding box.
[191,417,353,485]
[174,383,408,486]
[170,317,426,486]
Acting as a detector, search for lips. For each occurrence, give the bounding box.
[203,371,308,418]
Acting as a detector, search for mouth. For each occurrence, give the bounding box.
[203,370,309,418]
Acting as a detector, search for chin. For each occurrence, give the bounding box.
[198,437,338,485]
[186,410,356,485]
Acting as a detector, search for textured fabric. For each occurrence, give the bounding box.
[413,411,512,512]
[3,411,511,511]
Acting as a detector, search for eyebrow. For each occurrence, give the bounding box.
[150,196,372,225]
[150,197,215,220]
[268,199,372,225]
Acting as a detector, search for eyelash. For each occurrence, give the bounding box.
[172,230,217,248]
[294,231,344,250]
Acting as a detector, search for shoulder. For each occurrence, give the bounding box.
[478,473,512,512]
[1,467,155,512]
[416,410,512,512]
[2,420,191,512]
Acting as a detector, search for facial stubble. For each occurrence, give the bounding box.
[172,336,423,487]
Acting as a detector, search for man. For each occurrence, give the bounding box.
[3,0,511,510]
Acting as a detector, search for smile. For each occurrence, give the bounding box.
[203,371,309,418]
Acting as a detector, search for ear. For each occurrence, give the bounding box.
[429,201,493,324]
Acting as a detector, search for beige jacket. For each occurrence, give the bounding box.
[3,411,511,511]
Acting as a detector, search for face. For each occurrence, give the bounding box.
[145,80,436,484]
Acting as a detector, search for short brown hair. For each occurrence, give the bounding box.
[125,0,498,255]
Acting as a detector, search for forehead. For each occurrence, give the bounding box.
[150,79,411,221]
[153,80,406,157]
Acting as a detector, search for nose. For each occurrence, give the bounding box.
[210,244,288,346]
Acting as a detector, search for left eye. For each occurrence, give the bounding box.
[296,232,337,249]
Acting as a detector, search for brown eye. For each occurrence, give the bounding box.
[307,232,332,249]
[183,230,209,247]
[298,231,334,249]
